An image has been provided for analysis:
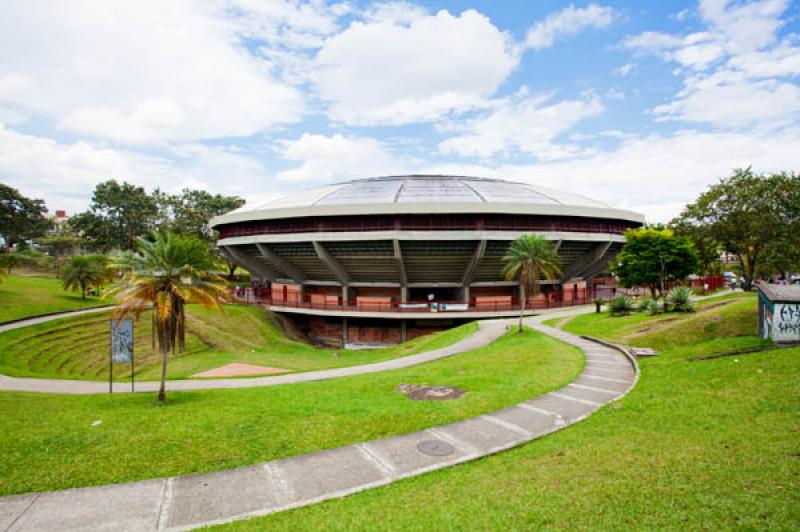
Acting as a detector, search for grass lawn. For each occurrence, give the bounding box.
[0,327,582,495]
[212,292,800,530]
[0,274,110,322]
[0,304,477,380]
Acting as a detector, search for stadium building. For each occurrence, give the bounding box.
[211,175,644,347]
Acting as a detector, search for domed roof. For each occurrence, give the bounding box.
[212,175,644,225]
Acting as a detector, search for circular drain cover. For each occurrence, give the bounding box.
[417,439,455,457]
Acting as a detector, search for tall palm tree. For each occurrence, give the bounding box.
[502,235,562,332]
[110,232,230,402]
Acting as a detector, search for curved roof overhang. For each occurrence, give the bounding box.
[211,201,645,228]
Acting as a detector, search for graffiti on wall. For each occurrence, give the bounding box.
[773,303,800,342]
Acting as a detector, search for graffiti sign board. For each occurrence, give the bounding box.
[111,319,133,364]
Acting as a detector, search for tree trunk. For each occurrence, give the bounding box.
[518,283,526,333]
[158,342,168,402]
[80,281,86,299]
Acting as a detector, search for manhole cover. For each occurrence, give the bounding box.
[417,439,455,457]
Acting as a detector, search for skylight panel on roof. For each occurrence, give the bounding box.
[396,178,480,203]
[316,179,403,205]
[466,180,561,204]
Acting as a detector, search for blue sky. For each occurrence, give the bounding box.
[0,0,798,221]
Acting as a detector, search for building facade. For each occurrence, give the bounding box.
[211,175,644,346]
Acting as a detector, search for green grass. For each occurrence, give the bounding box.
[561,292,762,350]
[0,274,109,322]
[0,305,477,380]
[0,328,582,495]
[211,292,800,530]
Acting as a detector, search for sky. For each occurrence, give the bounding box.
[0,0,798,222]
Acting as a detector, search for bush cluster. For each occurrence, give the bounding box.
[608,284,696,317]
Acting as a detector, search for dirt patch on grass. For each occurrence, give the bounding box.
[191,363,289,378]
[624,299,737,340]
[552,316,575,329]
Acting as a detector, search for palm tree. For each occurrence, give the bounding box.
[110,232,230,402]
[60,255,109,299]
[0,253,30,274]
[502,235,562,332]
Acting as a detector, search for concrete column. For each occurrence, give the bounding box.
[342,285,349,305]
[400,286,408,303]
[462,285,470,303]
[400,320,407,343]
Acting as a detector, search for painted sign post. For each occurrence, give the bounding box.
[110,319,135,393]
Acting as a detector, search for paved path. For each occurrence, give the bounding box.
[0,306,113,333]
[0,289,729,395]
[0,308,638,531]
[0,318,512,394]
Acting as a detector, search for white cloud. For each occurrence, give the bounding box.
[275,133,408,182]
[625,31,725,70]
[0,1,306,144]
[654,78,800,128]
[525,3,615,50]
[225,0,346,48]
[427,128,800,222]
[699,0,789,52]
[314,9,519,126]
[623,0,799,129]
[0,124,271,214]
[361,1,429,24]
[615,63,636,76]
[672,8,691,22]
[439,93,604,159]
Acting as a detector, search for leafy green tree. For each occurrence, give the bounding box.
[0,184,51,247]
[670,219,721,275]
[676,168,798,290]
[155,189,245,241]
[70,180,158,252]
[502,235,562,332]
[60,255,110,299]
[37,233,84,257]
[613,228,699,298]
[110,232,230,402]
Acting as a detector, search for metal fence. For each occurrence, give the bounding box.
[229,287,599,313]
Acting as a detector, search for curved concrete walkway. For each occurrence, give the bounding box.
[0,317,511,394]
[0,308,638,531]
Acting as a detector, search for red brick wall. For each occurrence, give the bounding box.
[354,287,400,299]
[406,327,446,341]
[347,326,401,344]
[471,286,515,299]
[307,316,342,345]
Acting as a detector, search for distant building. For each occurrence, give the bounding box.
[212,175,644,346]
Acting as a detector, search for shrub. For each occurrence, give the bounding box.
[642,298,661,315]
[667,285,695,312]
[609,294,635,316]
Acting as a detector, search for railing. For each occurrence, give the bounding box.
[229,288,599,313]
[218,213,634,238]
